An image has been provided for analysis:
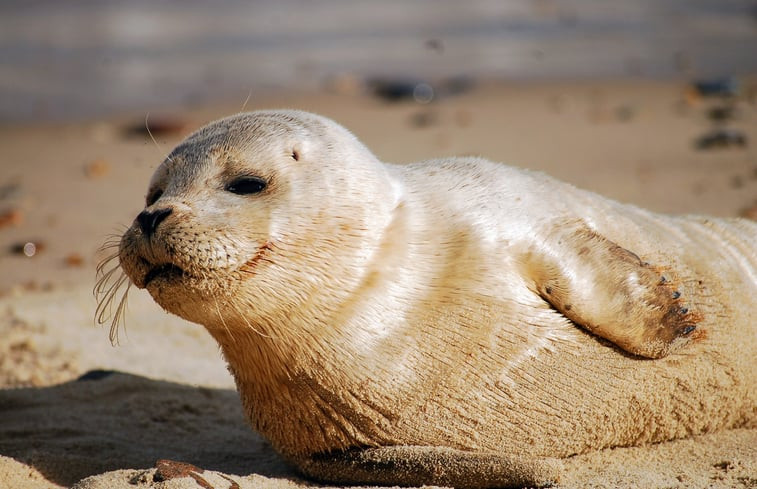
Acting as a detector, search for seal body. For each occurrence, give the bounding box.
[106,110,757,488]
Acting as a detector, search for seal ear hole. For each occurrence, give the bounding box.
[226,176,267,195]
[291,149,300,161]
[146,189,163,206]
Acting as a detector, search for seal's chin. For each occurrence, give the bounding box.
[143,263,185,288]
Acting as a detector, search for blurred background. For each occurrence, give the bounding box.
[0,0,756,293]
[2,0,757,122]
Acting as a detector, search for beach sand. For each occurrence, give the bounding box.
[0,79,755,488]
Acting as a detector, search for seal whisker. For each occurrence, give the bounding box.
[94,240,133,345]
[94,271,123,312]
[240,88,253,112]
[94,252,121,308]
[227,292,277,340]
[211,288,238,344]
[95,268,131,343]
[108,278,131,345]
[145,112,174,164]
[95,253,125,296]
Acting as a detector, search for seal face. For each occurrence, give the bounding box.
[113,111,397,333]
[97,110,757,488]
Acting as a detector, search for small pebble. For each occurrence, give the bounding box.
[64,253,85,267]
[84,158,111,179]
[740,203,757,221]
[691,78,740,98]
[0,208,23,228]
[695,129,747,150]
[707,106,736,122]
[10,241,45,257]
[123,116,187,138]
[409,110,438,128]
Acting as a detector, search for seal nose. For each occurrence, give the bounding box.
[137,207,172,237]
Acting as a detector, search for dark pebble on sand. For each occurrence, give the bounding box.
[369,76,473,103]
[122,116,187,138]
[692,78,740,98]
[10,240,45,257]
[707,105,736,122]
[409,110,438,128]
[695,129,747,150]
[77,369,117,381]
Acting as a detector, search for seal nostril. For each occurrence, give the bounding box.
[137,207,172,236]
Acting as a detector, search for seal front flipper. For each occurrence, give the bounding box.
[522,220,702,358]
[297,446,561,489]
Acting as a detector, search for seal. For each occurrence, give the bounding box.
[97,110,757,488]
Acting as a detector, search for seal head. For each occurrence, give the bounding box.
[118,110,400,330]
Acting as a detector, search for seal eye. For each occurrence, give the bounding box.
[226,177,267,195]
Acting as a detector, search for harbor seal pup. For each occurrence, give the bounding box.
[97,110,756,488]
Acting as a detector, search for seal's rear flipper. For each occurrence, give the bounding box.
[298,445,560,489]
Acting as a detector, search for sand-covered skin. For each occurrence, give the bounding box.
[0,80,755,488]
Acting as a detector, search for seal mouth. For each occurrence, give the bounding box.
[143,263,185,287]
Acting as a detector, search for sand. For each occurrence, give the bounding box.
[0,79,755,488]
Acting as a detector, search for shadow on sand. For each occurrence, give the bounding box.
[0,371,294,486]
